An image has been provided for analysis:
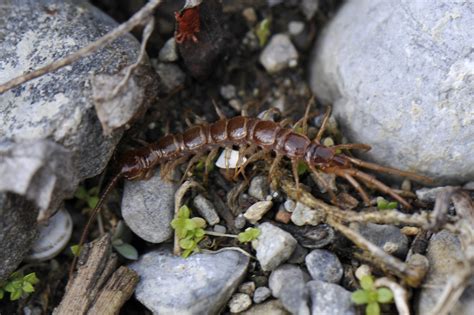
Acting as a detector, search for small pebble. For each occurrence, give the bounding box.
[158,37,178,62]
[229,293,252,313]
[253,287,271,304]
[355,265,372,280]
[235,214,247,230]
[305,249,343,283]
[308,280,356,315]
[213,224,227,234]
[288,21,305,36]
[351,223,409,258]
[274,208,292,224]
[401,179,412,192]
[248,176,270,201]
[242,7,257,25]
[253,223,297,271]
[300,0,319,20]
[229,99,243,112]
[284,199,296,212]
[220,84,237,100]
[239,281,256,296]
[287,244,308,264]
[241,300,288,315]
[401,226,420,236]
[153,61,186,93]
[193,194,220,226]
[291,202,324,226]
[244,201,273,224]
[259,34,298,73]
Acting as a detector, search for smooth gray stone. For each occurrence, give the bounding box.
[0,193,38,282]
[122,169,178,243]
[307,280,355,315]
[269,264,310,315]
[0,0,156,180]
[305,249,343,284]
[193,194,220,226]
[129,248,249,315]
[259,34,298,73]
[309,0,474,183]
[416,230,474,315]
[352,223,409,258]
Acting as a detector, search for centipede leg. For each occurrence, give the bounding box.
[291,159,301,198]
[234,145,257,179]
[315,106,331,142]
[293,96,314,135]
[233,145,248,179]
[346,156,433,184]
[309,164,338,204]
[278,118,294,128]
[212,99,227,119]
[345,168,412,209]
[165,155,189,181]
[204,148,220,184]
[235,150,267,178]
[268,154,284,190]
[181,153,205,183]
[334,170,371,206]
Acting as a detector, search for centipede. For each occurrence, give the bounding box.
[69,107,432,277]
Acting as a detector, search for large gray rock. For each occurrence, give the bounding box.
[0,193,38,282]
[307,280,356,315]
[0,0,156,180]
[352,223,409,258]
[122,169,178,243]
[416,230,474,314]
[129,248,249,315]
[310,0,474,183]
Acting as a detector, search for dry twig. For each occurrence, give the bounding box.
[374,277,410,315]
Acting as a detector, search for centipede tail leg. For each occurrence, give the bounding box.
[309,164,338,205]
[346,169,413,209]
[346,156,433,184]
[315,106,331,141]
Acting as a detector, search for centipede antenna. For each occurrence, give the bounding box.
[332,144,372,152]
[346,156,434,184]
[301,96,315,135]
[68,173,123,280]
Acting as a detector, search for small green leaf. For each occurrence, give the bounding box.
[179,238,195,250]
[366,302,380,315]
[10,289,22,301]
[351,290,369,305]
[367,290,379,303]
[181,248,193,258]
[9,271,22,281]
[238,227,261,243]
[23,273,39,285]
[386,201,398,209]
[376,288,393,303]
[70,244,82,257]
[297,161,309,175]
[191,217,207,229]
[74,186,89,201]
[87,196,99,209]
[184,218,196,231]
[0,288,4,300]
[376,197,389,210]
[4,281,18,293]
[255,18,271,47]
[194,228,205,238]
[178,205,191,219]
[22,282,34,293]
[360,275,374,291]
[113,243,138,260]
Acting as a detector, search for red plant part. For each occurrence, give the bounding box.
[175,6,200,44]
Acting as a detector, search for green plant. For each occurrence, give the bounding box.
[297,161,309,175]
[255,18,271,47]
[70,244,82,257]
[376,197,398,210]
[74,185,100,210]
[238,227,261,243]
[112,221,138,260]
[0,272,39,301]
[171,205,207,257]
[351,275,393,315]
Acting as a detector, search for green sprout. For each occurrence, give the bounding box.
[171,205,207,258]
[70,244,82,257]
[111,221,138,260]
[297,161,309,175]
[351,275,393,315]
[0,272,39,301]
[376,197,398,210]
[238,227,261,243]
[74,185,100,210]
[255,18,271,47]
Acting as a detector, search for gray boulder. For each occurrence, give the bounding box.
[310,0,474,183]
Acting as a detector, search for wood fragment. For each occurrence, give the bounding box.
[54,234,138,315]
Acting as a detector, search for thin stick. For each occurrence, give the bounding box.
[0,0,163,94]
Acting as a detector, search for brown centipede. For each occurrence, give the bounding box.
[69,108,432,277]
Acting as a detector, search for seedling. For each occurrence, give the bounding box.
[351,275,393,315]
[111,221,138,260]
[171,205,261,257]
[74,185,100,210]
[255,18,271,47]
[0,271,39,301]
[376,197,398,210]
